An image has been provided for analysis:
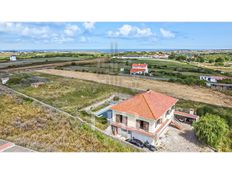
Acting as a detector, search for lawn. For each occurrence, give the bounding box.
[0,94,138,152]
[7,72,137,129]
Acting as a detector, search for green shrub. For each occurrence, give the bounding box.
[193,114,229,148]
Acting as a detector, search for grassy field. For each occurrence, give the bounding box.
[7,72,137,129]
[191,62,232,74]
[5,71,232,152]
[0,94,138,152]
[60,58,227,87]
[0,56,96,69]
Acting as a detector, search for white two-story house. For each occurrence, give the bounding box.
[130,63,148,75]
[111,90,178,145]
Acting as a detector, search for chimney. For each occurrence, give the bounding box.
[189,108,194,115]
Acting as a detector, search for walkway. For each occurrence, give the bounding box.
[0,139,33,152]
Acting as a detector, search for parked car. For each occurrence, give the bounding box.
[126,138,144,148]
[144,141,157,152]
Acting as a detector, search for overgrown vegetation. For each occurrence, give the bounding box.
[176,99,232,151]
[0,94,138,152]
[193,114,229,149]
[8,72,137,129]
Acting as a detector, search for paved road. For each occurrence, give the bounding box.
[0,57,108,72]
[0,139,33,152]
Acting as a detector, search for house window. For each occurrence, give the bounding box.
[166,109,171,117]
[157,119,162,125]
[136,120,149,131]
[116,114,127,126]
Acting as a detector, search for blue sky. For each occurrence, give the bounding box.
[0,22,232,50]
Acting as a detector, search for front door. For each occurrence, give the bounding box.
[112,126,118,135]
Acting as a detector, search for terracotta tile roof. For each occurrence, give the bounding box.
[132,63,147,68]
[130,68,146,73]
[174,111,199,119]
[111,90,178,120]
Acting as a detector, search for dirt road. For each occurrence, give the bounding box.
[35,69,232,108]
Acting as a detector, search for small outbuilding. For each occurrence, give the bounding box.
[31,82,45,88]
[10,55,17,61]
[174,111,199,124]
[1,77,10,85]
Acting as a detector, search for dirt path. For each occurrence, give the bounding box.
[35,69,232,108]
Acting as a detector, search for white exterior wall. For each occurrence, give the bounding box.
[111,106,175,144]
[1,77,9,85]
[10,56,16,61]
[200,76,217,83]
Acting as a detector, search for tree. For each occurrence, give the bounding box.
[215,57,224,63]
[208,59,214,63]
[176,55,187,61]
[168,53,176,59]
[196,57,204,63]
[193,114,229,148]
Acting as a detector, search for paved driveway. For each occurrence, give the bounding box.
[0,139,33,152]
[157,124,213,152]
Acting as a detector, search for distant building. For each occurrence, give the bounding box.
[152,54,169,59]
[10,55,17,61]
[130,63,148,75]
[120,68,124,72]
[200,75,227,83]
[31,82,45,88]
[206,82,232,90]
[1,77,9,85]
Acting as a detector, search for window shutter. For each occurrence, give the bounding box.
[116,115,120,123]
[136,120,140,129]
[122,116,128,125]
[143,121,149,131]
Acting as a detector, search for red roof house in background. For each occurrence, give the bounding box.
[130,63,148,75]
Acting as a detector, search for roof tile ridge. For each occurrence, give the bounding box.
[142,92,156,119]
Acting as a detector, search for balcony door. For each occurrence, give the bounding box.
[136,120,149,132]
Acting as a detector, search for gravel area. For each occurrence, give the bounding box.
[157,124,213,152]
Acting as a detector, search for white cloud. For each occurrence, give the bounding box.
[108,24,154,38]
[0,22,51,38]
[0,22,80,44]
[80,36,91,43]
[64,24,80,36]
[83,22,95,31]
[160,28,175,38]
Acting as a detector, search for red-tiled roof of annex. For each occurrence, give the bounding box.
[174,111,199,119]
